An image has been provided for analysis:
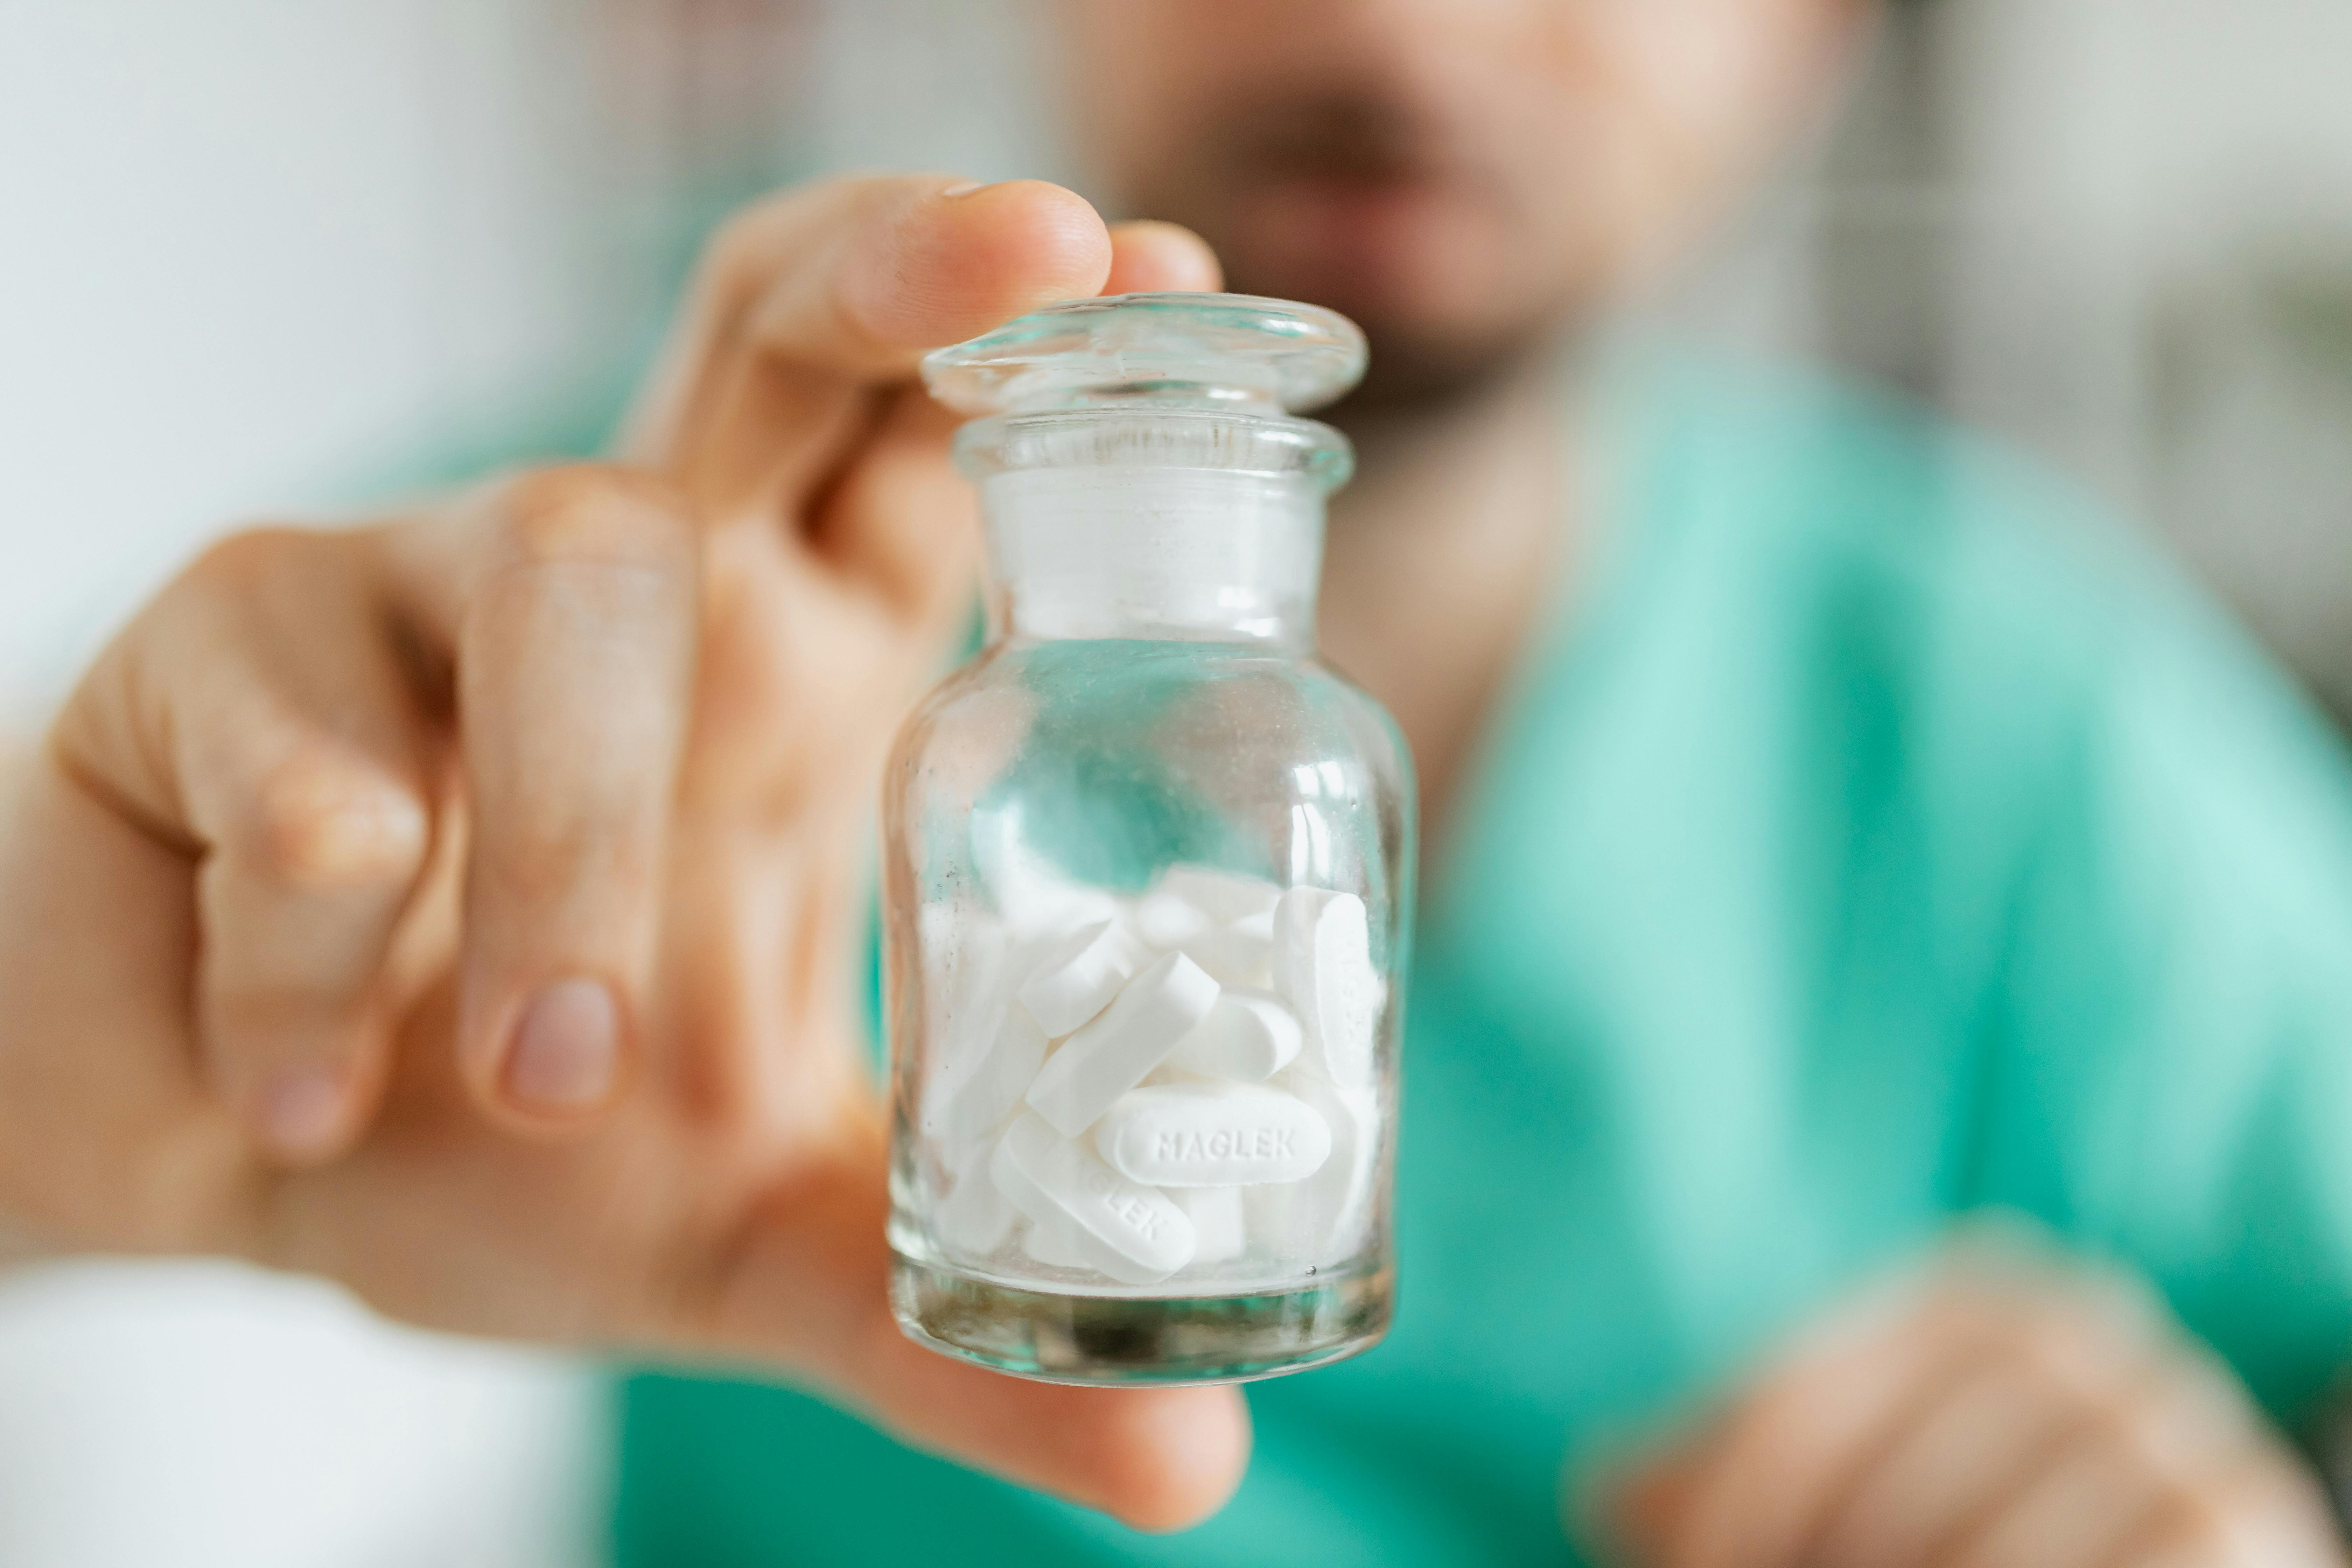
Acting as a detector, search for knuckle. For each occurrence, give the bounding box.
[701,202,782,301]
[54,523,354,833]
[173,525,369,628]
[143,526,336,644]
[697,176,861,302]
[489,814,655,907]
[240,748,431,890]
[180,523,320,592]
[492,465,693,574]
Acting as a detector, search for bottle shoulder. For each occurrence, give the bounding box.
[890,638,1414,803]
[904,639,1393,737]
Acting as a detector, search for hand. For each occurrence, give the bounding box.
[0,174,1245,1531]
[1595,1234,2346,1567]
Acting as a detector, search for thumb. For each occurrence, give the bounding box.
[808,214,1227,631]
[691,1138,1252,1532]
[854,1311,1254,1533]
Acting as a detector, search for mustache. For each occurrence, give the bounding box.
[1200,87,1482,186]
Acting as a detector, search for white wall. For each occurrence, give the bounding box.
[1673,0,2352,718]
[1943,0,2352,716]
[0,0,629,716]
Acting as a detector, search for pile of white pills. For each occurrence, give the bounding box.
[918,865,1384,1289]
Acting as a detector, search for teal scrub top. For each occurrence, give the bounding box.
[612,345,2352,1565]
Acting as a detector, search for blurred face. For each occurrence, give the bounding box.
[1063,0,1859,405]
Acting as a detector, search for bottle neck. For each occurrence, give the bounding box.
[978,464,1327,651]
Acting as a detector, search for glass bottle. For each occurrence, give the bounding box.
[882,292,1416,1385]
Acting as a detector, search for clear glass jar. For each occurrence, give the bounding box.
[882,293,1416,1385]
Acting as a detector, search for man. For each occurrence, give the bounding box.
[6,1,2352,1563]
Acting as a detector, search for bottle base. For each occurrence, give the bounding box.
[889,1254,1392,1386]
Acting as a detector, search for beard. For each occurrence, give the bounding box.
[1112,84,1590,415]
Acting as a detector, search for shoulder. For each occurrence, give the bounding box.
[1605,334,2352,994]
[1617,338,2350,804]
[1595,344,2156,880]
[1613,340,2141,659]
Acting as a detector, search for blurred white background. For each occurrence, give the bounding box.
[1,0,2348,1562]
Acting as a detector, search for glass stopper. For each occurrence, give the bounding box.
[922,291,1367,419]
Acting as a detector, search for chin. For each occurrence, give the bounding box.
[1344,316,1557,411]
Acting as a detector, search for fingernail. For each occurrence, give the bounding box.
[941,180,989,198]
[505,978,621,1112]
[260,1066,346,1160]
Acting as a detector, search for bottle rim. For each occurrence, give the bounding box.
[922,291,1368,420]
[951,405,1353,494]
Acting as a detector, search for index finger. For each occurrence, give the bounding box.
[620,175,1114,522]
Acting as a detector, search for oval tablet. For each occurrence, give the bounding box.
[1154,865,1281,924]
[1273,887,1378,1088]
[1096,1082,1332,1187]
[1246,1071,1380,1265]
[935,1161,1017,1256]
[923,1002,1047,1154]
[992,1149,1149,1282]
[1164,988,1301,1082]
[1184,910,1275,989]
[1131,886,1213,951]
[997,1110,1195,1282]
[1025,950,1220,1136]
[1017,917,1147,1038]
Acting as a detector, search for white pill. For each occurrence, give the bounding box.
[990,1135,1136,1279]
[1246,1072,1380,1265]
[1165,988,1301,1082]
[1182,911,1276,989]
[1155,864,1282,924]
[1021,1216,1095,1270]
[918,922,1065,1100]
[1173,1185,1246,1264]
[1016,918,1148,1038]
[1273,887,1379,1089]
[922,1001,1048,1157]
[917,920,1002,1101]
[935,1160,1017,1255]
[1096,1082,1331,1186]
[994,1111,1195,1283]
[1025,951,1220,1136]
[1132,887,1213,950]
